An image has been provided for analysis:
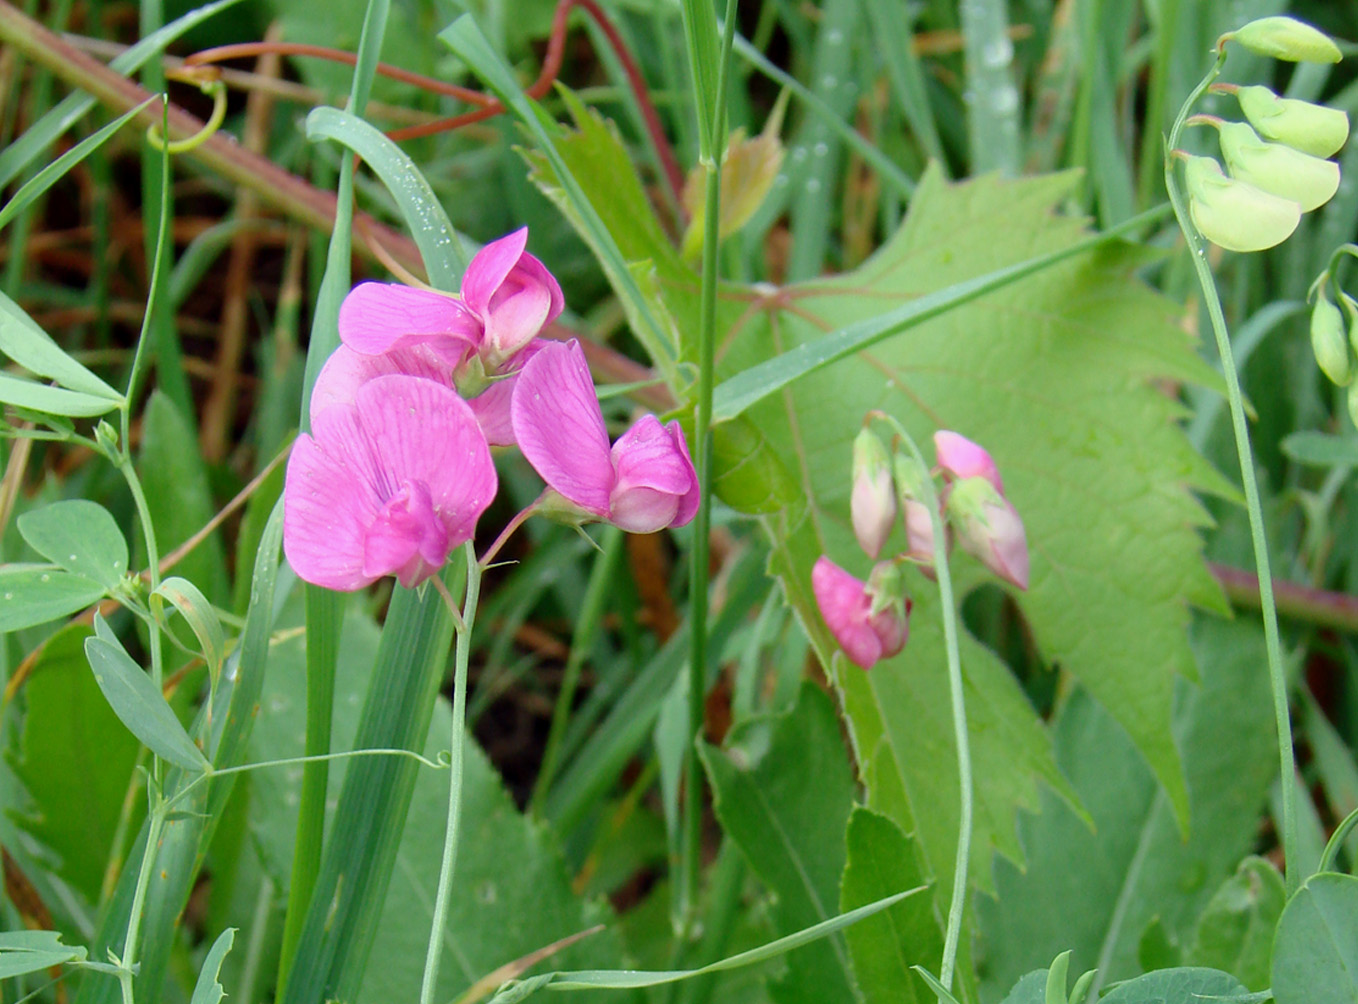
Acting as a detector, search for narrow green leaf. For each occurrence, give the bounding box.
[1280,430,1358,467]
[1045,951,1071,1004]
[1099,968,1247,1003]
[0,371,119,417]
[0,567,105,631]
[305,108,464,287]
[84,621,209,772]
[153,576,225,676]
[910,966,964,1004]
[0,0,248,190]
[0,99,153,234]
[17,499,129,589]
[189,928,235,1004]
[0,930,87,979]
[1271,872,1358,1004]
[0,287,120,398]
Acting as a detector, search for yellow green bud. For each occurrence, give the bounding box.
[1237,85,1349,158]
[680,127,786,260]
[1311,294,1352,386]
[1225,16,1342,63]
[1182,155,1301,252]
[1217,121,1340,212]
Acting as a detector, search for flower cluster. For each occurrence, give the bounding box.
[812,428,1028,671]
[283,229,699,591]
[1176,17,1348,253]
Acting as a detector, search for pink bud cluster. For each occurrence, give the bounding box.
[812,428,1029,671]
[283,228,699,592]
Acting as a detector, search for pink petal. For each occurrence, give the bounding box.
[934,430,1003,492]
[981,498,1029,590]
[362,481,451,588]
[608,416,700,532]
[461,228,529,316]
[283,416,385,591]
[353,376,497,546]
[511,340,613,516]
[811,557,884,669]
[309,343,453,422]
[338,282,479,358]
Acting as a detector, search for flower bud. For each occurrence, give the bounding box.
[811,556,910,670]
[893,453,940,566]
[1236,85,1349,159]
[933,430,1003,491]
[1312,293,1353,386]
[1224,16,1342,63]
[944,477,1030,591]
[1182,154,1301,252]
[851,428,897,559]
[1343,293,1358,360]
[1217,121,1339,212]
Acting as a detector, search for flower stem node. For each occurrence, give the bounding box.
[1234,85,1350,159]
[1181,154,1301,252]
[944,476,1030,591]
[1311,293,1353,386]
[811,556,910,671]
[1217,121,1340,212]
[851,428,897,559]
[1222,16,1342,63]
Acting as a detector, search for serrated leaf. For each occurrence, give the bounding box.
[0,567,105,631]
[18,499,129,589]
[9,624,139,903]
[699,684,858,1004]
[974,617,1276,995]
[189,928,235,1004]
[1271,872,1358,1004]
[84,620,209,773]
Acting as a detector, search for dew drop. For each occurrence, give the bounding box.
[39,573,49,583]
[813,142,829,158]
[792,147,808,164]
[826,28,843,45]
[806,178,822,194]
[3,593,11,601]
[476,879,497,904]
[982,37,1013,67]
[774,174,789,188]
[821,74,838,90]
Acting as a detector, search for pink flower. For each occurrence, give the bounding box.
[934,430,1003,492]
[851,428,896,559]
[283,375,497,591]
[511,339,699,533]
[460,227,564,369]
[811,557,909,670]
[944,476,1030,590]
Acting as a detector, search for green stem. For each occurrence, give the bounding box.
[420,543,481,1004]
[115,795,168,1004]
[1165,52,1298,895]
[874,415,970,992]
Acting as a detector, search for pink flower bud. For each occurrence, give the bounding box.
[851,428,896,558]
[511,340,699,533]
[892,453,943,567]
[934,430,1003,492]
[811,557,909,670]
[944,477,1029,590]
[284,375,497,591]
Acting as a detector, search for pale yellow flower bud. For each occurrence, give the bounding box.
[1225,16,1342,63]
[1237,85,1349,159]
[1217,121,1340,212]
[1182,155,1301,252]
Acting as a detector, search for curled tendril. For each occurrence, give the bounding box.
[146,72,227,155]
[434,749,453,768]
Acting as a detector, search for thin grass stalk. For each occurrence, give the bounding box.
[419,544,481,1004]
[1163,50,1298,895]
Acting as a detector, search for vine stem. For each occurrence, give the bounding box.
[1164,49,1298,895]
[115,799,169,1004]
[420,544,482,1004]
[871,413,970,992]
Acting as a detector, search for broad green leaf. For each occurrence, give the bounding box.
[839,807,946,1004]
[974,617,1276,996]
[189,928,235,1004]
[153,577,225,677]
[9,624,139,903]
[0,930,87,979]
[0,290,120,401]
[1271,872,1358,1004]
[995,970,1046,1004]
[17,499,129,590]
[1099,967,1247,1003]
[0,567,105,631]
[137,392,230,605]
[84,625,209,773]
[1185,857,1284,991]
[699,684,858,1004]
[0,372,118,417]
[305,108,465,287]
